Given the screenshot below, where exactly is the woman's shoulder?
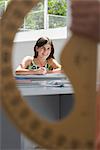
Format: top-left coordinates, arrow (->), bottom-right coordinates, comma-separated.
23,56 -> 33,61
47,58 -> 58,63
21,56 -> 33,63
47,58 -> 61,68
20,56 -> 33,66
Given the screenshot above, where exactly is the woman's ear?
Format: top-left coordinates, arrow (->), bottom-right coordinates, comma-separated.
35,46 -> 38,51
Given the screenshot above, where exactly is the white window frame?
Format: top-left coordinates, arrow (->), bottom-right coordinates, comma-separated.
1,0 -> 68,42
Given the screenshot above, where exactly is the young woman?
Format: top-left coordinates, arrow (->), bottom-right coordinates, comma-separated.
15,37 -> 62,75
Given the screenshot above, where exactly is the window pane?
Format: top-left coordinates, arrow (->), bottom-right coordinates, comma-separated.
25,11 -> 44,30
0,0 -> 67,31
20,0 -> 44,31
49,14 -> 67,28
48,0 -> 67,28
0,0 -> 5,18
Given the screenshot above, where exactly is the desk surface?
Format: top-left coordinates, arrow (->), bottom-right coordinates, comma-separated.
17,84 -> 73,96
16,73 -> 74,96
15,73 -> 66,78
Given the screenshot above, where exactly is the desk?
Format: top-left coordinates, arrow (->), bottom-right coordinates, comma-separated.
1,74 -> 74,150
16,73 -> 73,95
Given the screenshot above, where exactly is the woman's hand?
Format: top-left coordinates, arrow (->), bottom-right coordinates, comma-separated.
47,68 -> 63,74
35,67 -> 47,75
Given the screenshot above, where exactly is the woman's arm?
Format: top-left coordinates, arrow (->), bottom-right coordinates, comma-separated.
15,56 -> 47,75
15,56 -> 33,75
16,66 -> 39,75
47,69 -> 63,74
47,58 -> 63,74
16,67 -> 47,75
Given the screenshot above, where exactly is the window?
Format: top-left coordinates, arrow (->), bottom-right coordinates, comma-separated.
0,0 -> 67,31
0,0 -> 5,19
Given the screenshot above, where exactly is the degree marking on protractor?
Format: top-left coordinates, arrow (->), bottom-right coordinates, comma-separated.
74,53 -> 89,67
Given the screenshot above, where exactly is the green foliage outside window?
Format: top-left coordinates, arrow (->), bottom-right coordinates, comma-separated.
32,0 -> 44,11
48,0 -> 67,28
25,11 -> 44,30
24,0 -> 44,30
0,0 -> 5,17
25,0 -> 67,29
48,0 -> 67,16
0,0 -> 67,30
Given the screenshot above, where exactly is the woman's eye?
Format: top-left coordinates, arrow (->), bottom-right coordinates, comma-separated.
47,48 -> 50,50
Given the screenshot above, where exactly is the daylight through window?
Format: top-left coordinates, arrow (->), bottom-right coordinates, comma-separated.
0,0 -> 67,31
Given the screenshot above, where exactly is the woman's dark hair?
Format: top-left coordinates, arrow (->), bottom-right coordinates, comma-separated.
34,37 -> 55,59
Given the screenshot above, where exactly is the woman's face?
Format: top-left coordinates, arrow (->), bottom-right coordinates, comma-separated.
37,43 -> 51,59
